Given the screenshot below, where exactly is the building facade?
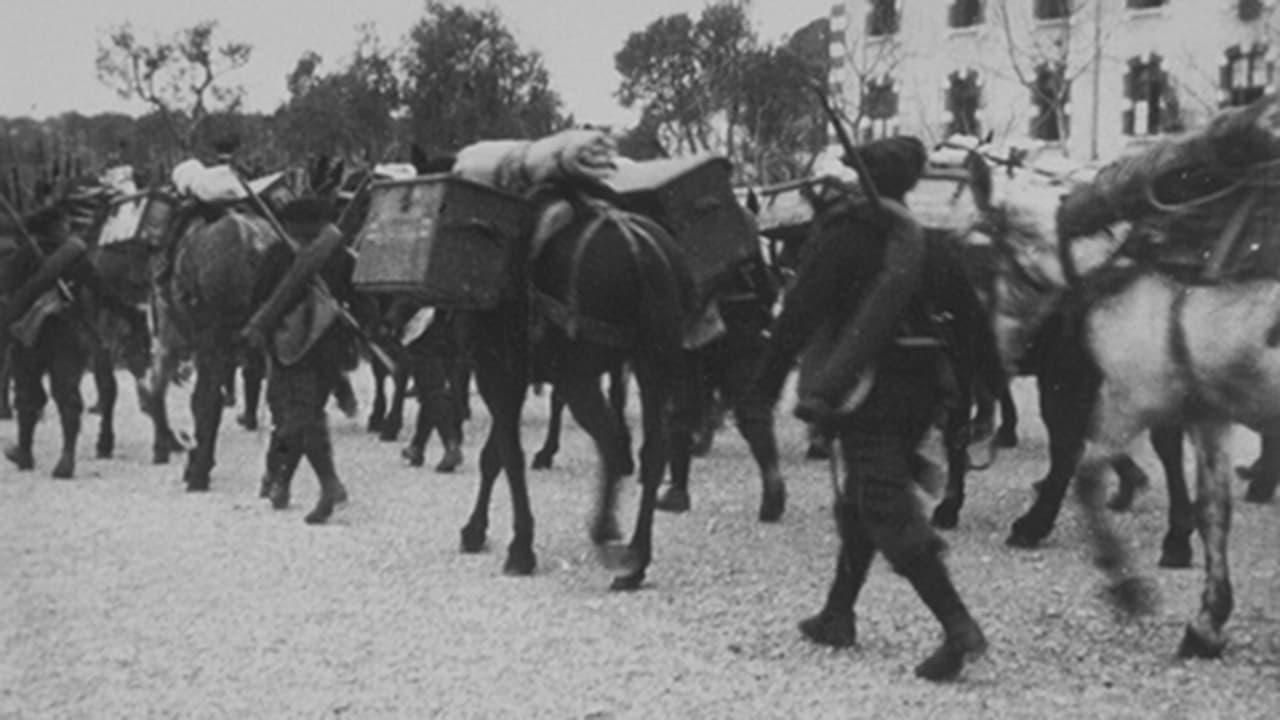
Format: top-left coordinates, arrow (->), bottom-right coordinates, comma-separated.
828,0 -> 1279,161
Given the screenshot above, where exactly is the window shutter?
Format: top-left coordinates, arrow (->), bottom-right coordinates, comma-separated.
1240,0 -> 1263,22
1122,108 -> 1135,135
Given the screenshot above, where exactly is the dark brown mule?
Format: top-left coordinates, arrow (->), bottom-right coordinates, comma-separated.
963,153 -> 1198,567
460,186 -> 694,590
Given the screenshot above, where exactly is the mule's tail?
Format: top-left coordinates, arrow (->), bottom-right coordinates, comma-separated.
624,214 -> 695,385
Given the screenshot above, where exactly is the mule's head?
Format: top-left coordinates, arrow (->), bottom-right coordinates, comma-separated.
963,152 -> 1073,373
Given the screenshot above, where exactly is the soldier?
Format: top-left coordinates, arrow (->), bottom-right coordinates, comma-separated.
243,199 -> 352,525
746,136 -> 987,681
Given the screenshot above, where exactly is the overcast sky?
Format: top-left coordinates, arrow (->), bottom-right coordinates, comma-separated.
0,0 -> 833,126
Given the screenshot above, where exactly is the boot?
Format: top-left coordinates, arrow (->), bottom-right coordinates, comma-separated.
5,410 -> 38,470
901,553 -> 988,681
302,427 -> 344,524
799,514 -> 875,648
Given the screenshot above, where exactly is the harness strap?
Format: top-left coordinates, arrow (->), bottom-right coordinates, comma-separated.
1202,185 -> 1262,281
1167,284 -> 1198,411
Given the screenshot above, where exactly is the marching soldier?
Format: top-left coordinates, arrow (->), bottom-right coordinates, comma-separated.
746,136 -> 987,681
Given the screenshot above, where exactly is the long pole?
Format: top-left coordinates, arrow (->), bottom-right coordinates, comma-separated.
232,174 -> 398,375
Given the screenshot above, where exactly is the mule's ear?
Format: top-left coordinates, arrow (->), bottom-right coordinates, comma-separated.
745,188 -> 760,215
964,151 -> 994,212
410,144 -> 431,175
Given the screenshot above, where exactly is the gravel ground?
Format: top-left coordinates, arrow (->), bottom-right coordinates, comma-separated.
3,369 -> 1279,719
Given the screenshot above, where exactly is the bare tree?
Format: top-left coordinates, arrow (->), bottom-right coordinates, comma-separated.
991,0 -> 1114,153
96,20 -> 252,151
828,4 -> 909,141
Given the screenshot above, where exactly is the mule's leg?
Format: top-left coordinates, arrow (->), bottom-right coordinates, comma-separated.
1151,426 -> 1194,569
1008,348 -> 1099,548
1107,454 -> 1150,512
1178,423 -> 1235,658
48,325 -> 88,479
606,361 -> 668,591
560,376 -> 628,547
460,426 -> 501,553
221,361 -> 237,408
140,347 -> 184,464
1240,431 -> 1279,503
378,364 -> 408,442
657,352 -> 701,514
367,360 -> 387,434
92,349 -> 117,459
932,405 -> 969,530
994,386 -> 1019,448
0,346 -> 12,420
609,364 -> 635,476
531,388 -> 565,470
237,350 -> 264,431
183,345 -> 230,491
1072,388 -> 1159,618
723,335 -> 786,522
4,345 -> 44,471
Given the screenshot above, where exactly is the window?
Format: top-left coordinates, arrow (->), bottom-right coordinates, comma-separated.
867,0 -> 900,36
860,77 -> 900,140
1123,54 -> 1181,136
946,70 -> 983,136
1126,0 -> 1166,8
1221,44 -> 1272,107
1240,0 -> 1264,21
949,0 -> 984,28
1034,0 -> 1071,20
1030,62 -> 1069,141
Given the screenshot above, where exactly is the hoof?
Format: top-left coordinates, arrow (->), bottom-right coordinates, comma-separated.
460,524 -> 487,553
304,498 -> 335,524
378,427 -> 401,443
610,569 -> 646,591
590,515 -> 623,545
1006,516 -> 1048,549
435,447 -> 462,473
1177,622 -> 1227,659
1244,480 -> 1276,504
95,441 -> 113,459
184,469 -> 210,493
502,543 -> 537,576
931,499 -> 961,530
366,416 -> 382,434
1104,577 -> 1159,617
336,393 -> 358,419
530,451 -> 554,470
51,458 -> 75,480
258,474 -> 272,499
798,610 -> 857,648
758,486 -> 786,523
236,413 -> 258,431
1158,535 -> 1193,569
401,445 -> 425,467
994,427 -> 1019,448
915,622 -> 988,682
655,486 -> 691,514
805,442 -> 831,461
5,445 -> 34,470
152,448 -> 171,465
270,484 -> 290,510
1106,490 -> 1137,513
690,431 -> 713,458
619,454 -> 636,478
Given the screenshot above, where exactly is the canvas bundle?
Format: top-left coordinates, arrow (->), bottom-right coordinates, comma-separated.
1057,95 -> 1280,276
452,129 -> 619,195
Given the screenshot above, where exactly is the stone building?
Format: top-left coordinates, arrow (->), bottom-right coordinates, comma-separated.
828,0 -> 1279,160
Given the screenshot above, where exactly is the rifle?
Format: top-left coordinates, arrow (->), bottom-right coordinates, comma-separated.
233,173 -> 399,376
0,192 -> 107,349
810,82 -> 883,215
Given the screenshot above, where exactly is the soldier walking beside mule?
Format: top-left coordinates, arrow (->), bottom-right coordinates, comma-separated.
242,200 -> 353,525
746,136 -> 987,681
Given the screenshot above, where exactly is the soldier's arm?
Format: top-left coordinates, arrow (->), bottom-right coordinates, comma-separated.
825,199 -> 925,380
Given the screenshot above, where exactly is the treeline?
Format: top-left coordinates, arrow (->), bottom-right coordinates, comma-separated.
0,0 -> 828,197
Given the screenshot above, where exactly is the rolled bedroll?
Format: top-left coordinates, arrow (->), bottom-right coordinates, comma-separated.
242,223 -> 345,342
0,235 -> 88,331
1056,94 -> 1280,241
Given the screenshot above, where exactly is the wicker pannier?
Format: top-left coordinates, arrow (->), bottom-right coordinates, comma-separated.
352,175 -> 533,308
